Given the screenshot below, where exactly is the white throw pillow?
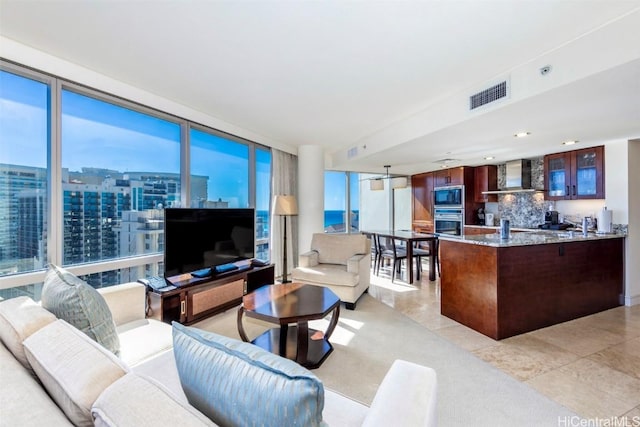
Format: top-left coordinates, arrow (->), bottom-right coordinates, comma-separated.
23,320 -> 129,427
0,296 -> 56,372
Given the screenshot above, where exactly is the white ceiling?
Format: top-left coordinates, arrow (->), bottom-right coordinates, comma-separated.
1,1 -> 640,175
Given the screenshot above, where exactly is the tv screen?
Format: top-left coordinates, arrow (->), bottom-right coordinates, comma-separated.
164,208 -> 255,277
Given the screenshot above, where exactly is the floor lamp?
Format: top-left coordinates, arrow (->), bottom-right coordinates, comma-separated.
273,195 -> 298,283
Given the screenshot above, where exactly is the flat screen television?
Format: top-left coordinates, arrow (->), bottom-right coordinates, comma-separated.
164,208 -> 255,278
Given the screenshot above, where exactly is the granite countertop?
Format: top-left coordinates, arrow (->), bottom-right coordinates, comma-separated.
441,229 -> 625,247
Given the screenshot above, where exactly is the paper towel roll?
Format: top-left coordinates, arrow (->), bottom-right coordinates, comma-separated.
597,208 -> 612,233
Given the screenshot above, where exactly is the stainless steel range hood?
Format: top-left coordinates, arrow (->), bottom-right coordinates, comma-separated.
482,159 -> 541,194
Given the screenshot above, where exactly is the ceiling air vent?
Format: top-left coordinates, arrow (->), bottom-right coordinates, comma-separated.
469,81 -> 507,110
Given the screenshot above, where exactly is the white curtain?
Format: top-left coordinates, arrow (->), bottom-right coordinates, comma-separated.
270,149 -> 298,281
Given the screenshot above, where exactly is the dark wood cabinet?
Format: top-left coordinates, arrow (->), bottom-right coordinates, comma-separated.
411,172 -> 434,232
435,167 -> 464,186
148,262 -> 275,325
544,146 -> 604,200
413,167 -> 477,227
474,165 -> 498,202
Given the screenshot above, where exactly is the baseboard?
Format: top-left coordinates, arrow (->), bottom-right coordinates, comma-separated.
622,293 -> 640,306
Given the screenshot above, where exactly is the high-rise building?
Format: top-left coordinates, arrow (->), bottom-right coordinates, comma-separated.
0,163 -> 47,275
1,163 -> 221,289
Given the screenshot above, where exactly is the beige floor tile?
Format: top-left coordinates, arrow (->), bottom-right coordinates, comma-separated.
526,358 -> 640,419
529,321 -> 625,357
572,307 -> 640,339
588,337 -> 640,380
472,335 -> 579,381
623,405 -> 640,420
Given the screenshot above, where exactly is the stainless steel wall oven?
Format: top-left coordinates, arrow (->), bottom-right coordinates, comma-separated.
434,208 -> 463,237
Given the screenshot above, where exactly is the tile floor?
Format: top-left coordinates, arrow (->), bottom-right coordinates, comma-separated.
368,266 -> 640,421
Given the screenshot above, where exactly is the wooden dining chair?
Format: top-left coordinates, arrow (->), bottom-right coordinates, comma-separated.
376,235 -> 408,283
412,238 -> 440,278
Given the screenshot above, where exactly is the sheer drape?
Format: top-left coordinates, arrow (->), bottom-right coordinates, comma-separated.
270,149 -> 298,281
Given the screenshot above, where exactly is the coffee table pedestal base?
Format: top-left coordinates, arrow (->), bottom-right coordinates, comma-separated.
252,326 -> 333,369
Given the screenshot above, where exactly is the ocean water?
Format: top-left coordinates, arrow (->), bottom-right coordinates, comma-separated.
325,210 -> 359,228
259,209 -> 359,230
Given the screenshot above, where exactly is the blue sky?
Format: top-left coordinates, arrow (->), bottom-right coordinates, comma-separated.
325,171 -> 359,211
1,69 -> 353,212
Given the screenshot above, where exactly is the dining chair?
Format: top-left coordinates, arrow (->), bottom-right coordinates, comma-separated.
362,232 -> 379,273
412,238 -> 440,278
376,235 -> 407,283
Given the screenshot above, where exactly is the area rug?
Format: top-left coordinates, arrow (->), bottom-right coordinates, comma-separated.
193,294 -> 578,426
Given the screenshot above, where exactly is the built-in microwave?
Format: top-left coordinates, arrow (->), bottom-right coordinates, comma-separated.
434,208 -> 464,238
434,185 -> 464,208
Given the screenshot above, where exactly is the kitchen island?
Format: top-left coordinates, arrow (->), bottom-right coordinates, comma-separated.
440,230 -> 625,339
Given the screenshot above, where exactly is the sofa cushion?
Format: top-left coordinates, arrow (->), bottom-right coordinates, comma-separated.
23,319 -> 129,427
92,373 -> 215,427
293,264 -> 359,287
0,296 -> 56,372
116,318 -> 173,367
172,322 -> 326,427
311,233 -> 368,265
41,264 -> 120,354
0,342 -> 73,426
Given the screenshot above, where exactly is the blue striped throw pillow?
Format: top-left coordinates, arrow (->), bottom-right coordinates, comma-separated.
172,322 -> 326,427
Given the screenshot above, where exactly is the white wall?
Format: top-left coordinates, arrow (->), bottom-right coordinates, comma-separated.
601,138 -> 640,306
359,174 -> 391,231
393,187 -> 412,230
625,139 -> 640,305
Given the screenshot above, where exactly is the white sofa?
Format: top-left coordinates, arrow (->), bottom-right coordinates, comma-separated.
292,233 -> 371,310
0,282 -> 437,426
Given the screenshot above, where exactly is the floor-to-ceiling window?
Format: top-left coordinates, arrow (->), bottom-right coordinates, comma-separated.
0,70 -> 49,282
0,60 -> 272,297
255,147 -> 271,260
189,128 -> 249,209
61,89 -> 181,286
324,171 -> 359,233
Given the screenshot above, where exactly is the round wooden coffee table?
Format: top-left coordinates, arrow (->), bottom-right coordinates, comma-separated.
237,283 -> 340,369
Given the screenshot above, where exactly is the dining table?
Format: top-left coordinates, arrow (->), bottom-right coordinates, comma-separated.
362,230 -> 439,283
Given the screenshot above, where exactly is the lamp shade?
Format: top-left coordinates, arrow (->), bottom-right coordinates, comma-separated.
370,179 -> 384,191
391,177 -> 408,189
273,195 -> 298,216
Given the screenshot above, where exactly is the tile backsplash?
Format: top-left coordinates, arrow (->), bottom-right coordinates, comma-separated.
494,157 -> 547,228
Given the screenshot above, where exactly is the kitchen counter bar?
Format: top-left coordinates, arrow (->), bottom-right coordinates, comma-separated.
440,233 -> 625,339
452,229 -> 624,247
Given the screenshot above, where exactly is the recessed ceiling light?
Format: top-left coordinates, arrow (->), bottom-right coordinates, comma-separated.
562,140 -> 579,145
441,165 -> 447,169
514,132 -> 531,138
484,156 -> 495,160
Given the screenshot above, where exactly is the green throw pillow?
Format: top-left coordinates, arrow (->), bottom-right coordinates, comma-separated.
41,264 -> 120,355
172,322 -> 326,427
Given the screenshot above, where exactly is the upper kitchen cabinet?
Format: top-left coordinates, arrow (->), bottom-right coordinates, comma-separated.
411,172 -> 435,232
474,165 -> 498,203
435,166 -> 467,187
544,146 -> 605,200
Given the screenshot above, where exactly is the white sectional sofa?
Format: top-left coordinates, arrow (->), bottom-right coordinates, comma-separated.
0,281 -> 438,427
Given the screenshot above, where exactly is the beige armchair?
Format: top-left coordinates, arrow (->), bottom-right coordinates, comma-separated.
291,233 -> 370,310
